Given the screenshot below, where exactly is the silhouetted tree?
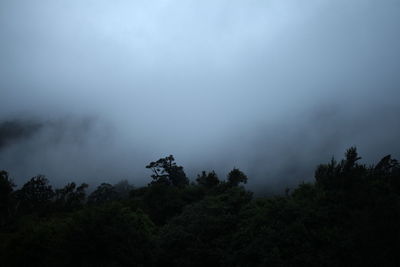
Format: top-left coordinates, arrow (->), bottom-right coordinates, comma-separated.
342,146 -> 362,172
16,175 -> 54,214
88,183 -> 118,204
146,155 -> 189,187
227,168 -> 248,187
315,147 -> 366,194
54,182 -> 88,211
196,170 -> 220,189
374,154 -> 399,175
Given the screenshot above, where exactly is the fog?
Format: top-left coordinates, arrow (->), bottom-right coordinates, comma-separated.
1,0 -> 400,191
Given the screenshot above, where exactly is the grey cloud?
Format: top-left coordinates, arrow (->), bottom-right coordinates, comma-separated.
0,0 -> 399,191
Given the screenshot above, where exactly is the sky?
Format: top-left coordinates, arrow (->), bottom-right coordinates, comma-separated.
1,0 -> 400,192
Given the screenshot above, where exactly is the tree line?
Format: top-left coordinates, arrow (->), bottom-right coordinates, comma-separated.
1,148 -> 400,266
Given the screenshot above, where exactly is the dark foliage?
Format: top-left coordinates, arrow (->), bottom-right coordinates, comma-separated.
196,170 -> 220,189
1,149 -> 400,266
146,155 -> 189,187
0,171 -> 15,226
227,168 -> 248,187
15,175 -> 54,215
54,182 -> 88,212
88,183 -> 118,205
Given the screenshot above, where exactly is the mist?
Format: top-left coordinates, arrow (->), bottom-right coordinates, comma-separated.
1,0 -> 400,190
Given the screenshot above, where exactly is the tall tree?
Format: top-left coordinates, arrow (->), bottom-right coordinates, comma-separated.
196,171 -> 220,189
16,175 -> 54,214
146,155 -> 189,187
227,168 -> 248,187
54,182 -> 88,211
88,183 -> 118,204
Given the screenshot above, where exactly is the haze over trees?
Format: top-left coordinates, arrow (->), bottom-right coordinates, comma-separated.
1,147 -> 400,266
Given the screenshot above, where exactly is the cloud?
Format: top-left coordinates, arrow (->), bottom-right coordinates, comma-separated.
0,0 -> 399,191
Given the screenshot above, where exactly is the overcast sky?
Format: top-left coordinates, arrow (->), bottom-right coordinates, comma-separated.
1,0 -> 400,191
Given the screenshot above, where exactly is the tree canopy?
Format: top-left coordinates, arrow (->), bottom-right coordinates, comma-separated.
1,148 -> 400,266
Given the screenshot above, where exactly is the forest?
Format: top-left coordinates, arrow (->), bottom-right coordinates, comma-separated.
1,147 -> 400,266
